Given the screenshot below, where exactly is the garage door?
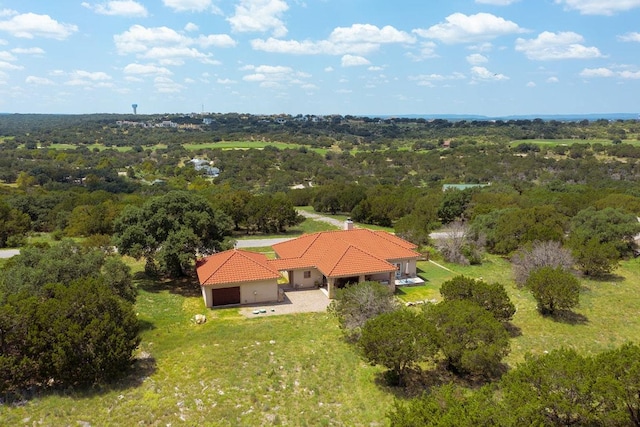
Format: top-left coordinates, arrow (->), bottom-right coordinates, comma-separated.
212,287 -> 241,306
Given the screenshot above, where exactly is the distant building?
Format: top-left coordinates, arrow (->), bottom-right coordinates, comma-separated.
442,183 -> 490,192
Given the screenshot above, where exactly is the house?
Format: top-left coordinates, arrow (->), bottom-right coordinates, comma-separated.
196,250 -> 282,307
196,220 -> 423,307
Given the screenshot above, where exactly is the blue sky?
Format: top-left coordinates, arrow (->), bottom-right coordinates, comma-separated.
0,0 -> 639,116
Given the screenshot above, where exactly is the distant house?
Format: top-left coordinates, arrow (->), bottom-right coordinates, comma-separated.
190,158 -> 220,177
442,183 -> 490,192
196,221 -> 423,307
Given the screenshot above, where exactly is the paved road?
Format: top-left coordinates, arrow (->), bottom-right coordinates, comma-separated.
296,209 -> 346,228
0,249 -> 20,259
235,237 -> 294,248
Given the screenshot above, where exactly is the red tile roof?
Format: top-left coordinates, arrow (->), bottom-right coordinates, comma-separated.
270,229 -> 419,278
196,250 -> 280,286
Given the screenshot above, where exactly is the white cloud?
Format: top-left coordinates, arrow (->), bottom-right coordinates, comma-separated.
324,66 -> 334,72
0,13 -> 78,40
618,32 -> 640,42
619,70 -> 640,79
241,63 -> 313,88
185,22 -> 199,32
413,13 -> 525,44
341,54 -> 370,67
114,24 -> 234,65
0,51 -> 15,61
580,67 -> 615,77
330,24 -> 415,45
368,65 -> 384,71
11,47 -> 44,55
0,60 -> 22,70
515,31 -> 603,60
163,0 -> 213,12
477,0 -> 518,3
251,23 -> 413,56
471,66 -> 509,80
217,78 -> 236,84
579,67 -> 640,79
82,1 -> 148,17
228,0 -> 289,37
197,34 -> 236,48
467,53 -> 488,65
123,63 -> 173,75
154,76 -> 184,93
410,72 -> 466,86
555,0 -> 640,15
526,81 -> 536,87
25,76 -> 54,85
71,70 -> 112,81
546,76 -> 560,83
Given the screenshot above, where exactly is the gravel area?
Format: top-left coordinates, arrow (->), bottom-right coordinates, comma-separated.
240,288 -> 330,318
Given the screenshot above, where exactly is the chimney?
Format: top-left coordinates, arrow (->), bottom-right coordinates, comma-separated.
344,218 -> 354,230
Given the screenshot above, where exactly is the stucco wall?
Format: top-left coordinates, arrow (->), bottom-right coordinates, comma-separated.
201,279 -> 279,307
289,268 -> 323,289
240,279 -> 279,305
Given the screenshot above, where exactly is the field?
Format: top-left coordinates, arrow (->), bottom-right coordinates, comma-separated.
2,251 -> 639,425
37,140 -> 332,155
510,138 -> 640,147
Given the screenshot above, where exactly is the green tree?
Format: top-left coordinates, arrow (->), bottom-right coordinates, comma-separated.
0,200 -> 31,248
0,278 -> 139,393
328,281 -> 397,341
440,275 -> 515,322
526,266 -> 580,315
499,349 -> 604,426
101,257 -> 137,303
424,300 -> 510,377
569,206 -> 640,259
571,237 -> 619,276
359,309 -> 437,386
0,240 -> 106,299
438,188 -> 475,224
112,191 -> 233,277
387,383 -> 495,427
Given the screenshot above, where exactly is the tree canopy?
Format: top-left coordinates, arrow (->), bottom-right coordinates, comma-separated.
112,190 -> 233,277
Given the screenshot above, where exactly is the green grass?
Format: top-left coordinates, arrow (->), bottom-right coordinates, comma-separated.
184,141 -> 330,155
510,139 -> 640,147
397,255 -> 640,366
2,251 -> 639,425
1,276 -> 392,426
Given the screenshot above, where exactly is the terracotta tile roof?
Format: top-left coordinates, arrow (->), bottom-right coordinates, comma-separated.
196,250 -> 280,286
270,229 -> 419,278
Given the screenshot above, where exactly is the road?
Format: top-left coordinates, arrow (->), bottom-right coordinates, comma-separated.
0,249 -> 20,259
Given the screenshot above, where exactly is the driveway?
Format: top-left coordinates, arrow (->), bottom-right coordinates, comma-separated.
240,288 -> 330,318
235,237 -> 294,248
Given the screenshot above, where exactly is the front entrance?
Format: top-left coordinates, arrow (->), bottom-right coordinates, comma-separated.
212,286 -> 241,306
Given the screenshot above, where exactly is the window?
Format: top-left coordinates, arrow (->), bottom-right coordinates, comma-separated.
303,271 -> 311,279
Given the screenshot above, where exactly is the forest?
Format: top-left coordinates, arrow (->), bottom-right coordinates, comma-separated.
1,113 -> 640,425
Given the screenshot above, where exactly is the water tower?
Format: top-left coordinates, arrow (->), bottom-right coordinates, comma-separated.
132,103 -> 138,114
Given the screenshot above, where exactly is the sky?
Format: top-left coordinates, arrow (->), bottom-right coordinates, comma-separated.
0,0 -> 639,116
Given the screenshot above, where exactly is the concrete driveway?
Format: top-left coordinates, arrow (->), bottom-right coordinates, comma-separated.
240,288 -> 330,318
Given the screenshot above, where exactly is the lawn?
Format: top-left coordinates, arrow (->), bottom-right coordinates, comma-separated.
510,138 -> 640,147
183,141 -> 331,155
234,216 -> 339,241
396,255 -> 640,365
2,251 -> 639,425
1,275 -> 392,426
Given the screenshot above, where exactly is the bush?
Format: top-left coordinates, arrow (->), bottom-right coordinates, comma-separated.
526,266 -> 580,315
440,275 -> 515,322
328,281 -> 397,341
